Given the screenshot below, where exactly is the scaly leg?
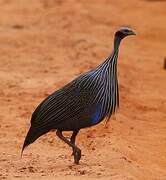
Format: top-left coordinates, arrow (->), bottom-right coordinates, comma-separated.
71,130 -> 79,156
56,130 -> 81,164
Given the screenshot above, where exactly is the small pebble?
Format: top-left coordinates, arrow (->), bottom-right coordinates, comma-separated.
164,58 -> 166,69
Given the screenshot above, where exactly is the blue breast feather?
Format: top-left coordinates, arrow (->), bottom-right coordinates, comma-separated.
91,106 -> 101,124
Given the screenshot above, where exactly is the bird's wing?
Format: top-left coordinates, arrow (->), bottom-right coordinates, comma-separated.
30,77 -> 96,129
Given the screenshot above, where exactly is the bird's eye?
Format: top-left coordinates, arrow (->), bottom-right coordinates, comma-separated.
124,29 -> 130,33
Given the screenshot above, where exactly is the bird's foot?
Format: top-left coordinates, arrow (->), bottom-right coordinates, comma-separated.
73,148 -> 81,164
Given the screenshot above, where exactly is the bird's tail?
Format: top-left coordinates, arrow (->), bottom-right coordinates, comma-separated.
21,125 -> 51,157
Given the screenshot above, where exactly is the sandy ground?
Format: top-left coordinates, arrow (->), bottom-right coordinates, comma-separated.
0,0 -> 166,179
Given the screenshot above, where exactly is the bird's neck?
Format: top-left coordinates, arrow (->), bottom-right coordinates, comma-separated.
94,36 -> 122,72
113,35 -> 122,53
106,36 -> 122,65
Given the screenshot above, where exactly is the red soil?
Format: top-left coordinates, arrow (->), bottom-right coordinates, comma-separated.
0,0 -> 166,179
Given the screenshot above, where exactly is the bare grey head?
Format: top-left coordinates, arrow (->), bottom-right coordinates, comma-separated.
114,27 -> 136,49
115,26 -> 136,39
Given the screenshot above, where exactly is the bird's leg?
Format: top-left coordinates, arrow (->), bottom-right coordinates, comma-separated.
70,130 -> 79,156
56,130 -> 81,164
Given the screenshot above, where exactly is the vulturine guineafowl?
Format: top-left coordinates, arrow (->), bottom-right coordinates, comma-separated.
22,27 -> 136,164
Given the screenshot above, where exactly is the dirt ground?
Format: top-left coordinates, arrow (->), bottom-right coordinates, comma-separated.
0,0 -> 166,179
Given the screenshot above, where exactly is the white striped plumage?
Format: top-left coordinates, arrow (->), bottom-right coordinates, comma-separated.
77,50 -> 119,124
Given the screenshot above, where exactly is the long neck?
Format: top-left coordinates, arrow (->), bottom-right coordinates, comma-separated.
106,35 -> 122,65
113,35 -> 122,53
92,35 -> 122,73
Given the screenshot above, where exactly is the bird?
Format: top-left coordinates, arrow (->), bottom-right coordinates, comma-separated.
22,27 -> 136,164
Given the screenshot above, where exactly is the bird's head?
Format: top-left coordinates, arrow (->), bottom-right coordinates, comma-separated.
115,27 -> 136,39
